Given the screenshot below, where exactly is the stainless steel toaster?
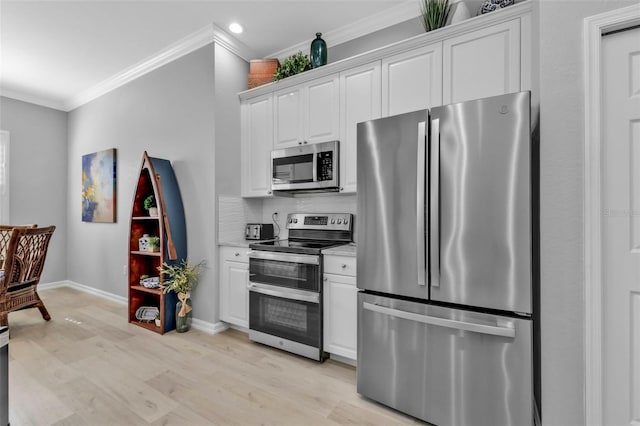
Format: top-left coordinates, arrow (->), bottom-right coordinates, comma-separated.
245,223 -> 274,240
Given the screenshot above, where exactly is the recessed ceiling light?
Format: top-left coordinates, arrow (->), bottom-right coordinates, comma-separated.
229,23 -> 243,34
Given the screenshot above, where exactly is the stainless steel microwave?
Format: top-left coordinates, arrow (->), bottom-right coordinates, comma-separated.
271,141 -> 339,194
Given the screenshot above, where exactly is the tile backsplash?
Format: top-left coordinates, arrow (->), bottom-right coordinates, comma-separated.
217,194 -> 357,243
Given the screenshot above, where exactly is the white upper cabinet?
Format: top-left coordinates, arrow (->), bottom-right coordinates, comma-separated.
274,74 -> 339,148
241,93 -> 273,197
339,62 -> 381,193
382,43 -> 443,117
442,19 -> 521,104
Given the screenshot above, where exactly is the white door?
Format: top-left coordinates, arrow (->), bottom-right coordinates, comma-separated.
601,26 -> 640,426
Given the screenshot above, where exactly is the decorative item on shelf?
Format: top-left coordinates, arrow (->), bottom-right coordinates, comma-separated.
248,58 -> 280,89
143,195 -> 157,217
447,0 -> 471,24
158,259 -> 205,333
135,306 -> 159,322
140,275 -> 160,289
419,0 -> 451,32
478,0 -> 514,15
273,52 -> 311,81
310,32 -> 327,69
154,311 -> 161,327
138,234 -> 151,252
148,236 -> 160,253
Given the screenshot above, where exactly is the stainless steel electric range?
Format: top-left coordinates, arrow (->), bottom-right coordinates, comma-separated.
247,213 -> 353,361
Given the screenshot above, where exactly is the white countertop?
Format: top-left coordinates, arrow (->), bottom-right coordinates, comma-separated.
322,243 -> 357,257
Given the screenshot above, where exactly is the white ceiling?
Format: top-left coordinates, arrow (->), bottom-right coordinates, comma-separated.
0,0 -> 418,111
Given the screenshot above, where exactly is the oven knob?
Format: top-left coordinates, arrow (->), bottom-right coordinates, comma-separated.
288,218 -> 293,223
344,219 -> 349,225
331,219 -> 335,224
337,219 -> 342,224
293,218 -> 298,223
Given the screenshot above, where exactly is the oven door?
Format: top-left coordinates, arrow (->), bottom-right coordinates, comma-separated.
248,251 -> 321,292
248,283 -> 323,359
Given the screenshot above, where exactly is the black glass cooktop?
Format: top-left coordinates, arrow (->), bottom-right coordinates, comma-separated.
249,239 -> 346,255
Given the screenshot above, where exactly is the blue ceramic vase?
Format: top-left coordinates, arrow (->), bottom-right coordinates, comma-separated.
310,33 -> 327,68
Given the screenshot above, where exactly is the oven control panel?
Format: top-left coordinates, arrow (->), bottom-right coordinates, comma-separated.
286,213 -> 353,231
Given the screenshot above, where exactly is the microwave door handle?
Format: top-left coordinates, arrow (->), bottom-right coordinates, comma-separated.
430,118 -> 440,288
417,121 -> 427,287
362,302 -> 516,338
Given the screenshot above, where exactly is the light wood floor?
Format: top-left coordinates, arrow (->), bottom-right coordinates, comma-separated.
7,287 -> 421,425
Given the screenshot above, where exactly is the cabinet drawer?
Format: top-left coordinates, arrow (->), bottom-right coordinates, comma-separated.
220,246 -> 250,263
324,255 -> 356,276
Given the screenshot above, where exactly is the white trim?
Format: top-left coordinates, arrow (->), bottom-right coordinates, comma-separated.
0,89 -> 67,111
268,0 -> 419,60
584,4 -> 640,426
65,24 -> 256,111
39,280 -> 226,335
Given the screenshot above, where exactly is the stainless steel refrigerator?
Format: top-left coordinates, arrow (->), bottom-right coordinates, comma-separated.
356,91 -> 537,426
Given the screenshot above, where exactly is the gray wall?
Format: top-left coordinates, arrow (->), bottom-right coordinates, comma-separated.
215,45 -> 249,196
0,97 -> 68,283
537,1 -> 636,425
67,43 -> 224,323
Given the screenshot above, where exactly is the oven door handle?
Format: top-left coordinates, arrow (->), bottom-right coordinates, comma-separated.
248,282 -> 320,304
247,251 -> 320,265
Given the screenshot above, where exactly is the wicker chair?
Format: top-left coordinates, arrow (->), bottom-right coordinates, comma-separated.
0,226 -> 55,327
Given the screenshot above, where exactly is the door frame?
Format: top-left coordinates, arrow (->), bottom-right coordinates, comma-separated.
583,5 -> 640,425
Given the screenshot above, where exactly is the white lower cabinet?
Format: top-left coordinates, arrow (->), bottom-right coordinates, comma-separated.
323,255 -> 357,361
219,246 -> 250,328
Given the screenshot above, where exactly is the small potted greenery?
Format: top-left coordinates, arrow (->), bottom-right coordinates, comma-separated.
273,51 -> 311,81
143,195 -> 158,216
420,0 -> 451,32
148,236 -> 161,253
154,311 -> 161,328
158,259 -> 205,333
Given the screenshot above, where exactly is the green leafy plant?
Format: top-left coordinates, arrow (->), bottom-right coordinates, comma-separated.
158,259 -> 204,295
143,194 -> 156,210
148,236 -> 160,247
273,52 -> 311,81
420,0 -> 451,32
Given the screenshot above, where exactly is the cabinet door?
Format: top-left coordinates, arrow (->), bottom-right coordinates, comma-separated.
382,43 -> 443,117
274,87 -> 303,148
324,272 -> 358,360
305,75 -> 340,143
339,62 -> 382,193
219,249 -> 249,328
442,19 -> 521,104
241,94 -> 273,197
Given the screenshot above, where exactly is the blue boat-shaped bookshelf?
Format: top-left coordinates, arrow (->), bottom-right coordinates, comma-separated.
128,151 -> 187,334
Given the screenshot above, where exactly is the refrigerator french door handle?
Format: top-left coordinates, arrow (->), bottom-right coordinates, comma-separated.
417,121 -> 427,287
430,118 -> 440,288
362,302 -> 516,338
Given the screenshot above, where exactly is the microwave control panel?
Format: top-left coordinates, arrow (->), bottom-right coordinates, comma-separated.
317,152 -> 333,181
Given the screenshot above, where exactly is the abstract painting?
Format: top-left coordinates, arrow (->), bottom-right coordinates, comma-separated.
82,148 -> 116,222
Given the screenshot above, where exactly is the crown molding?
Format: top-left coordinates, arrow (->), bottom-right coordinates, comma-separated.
268,0 -> 419,60
65,24 -> 257,111
0,88 -> 66,111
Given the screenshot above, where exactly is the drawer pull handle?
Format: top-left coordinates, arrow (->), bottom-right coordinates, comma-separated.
341,264 -> 347,268
235,252 -> 240,257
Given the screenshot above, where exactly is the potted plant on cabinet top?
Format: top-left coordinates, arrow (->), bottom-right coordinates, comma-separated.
158,259 -> 204,333
273,51 -> 311,81
144,195 -> 158,216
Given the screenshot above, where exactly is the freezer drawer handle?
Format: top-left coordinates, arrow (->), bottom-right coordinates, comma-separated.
363,302 -> 516,338
247,251 -> 320,265
248,282 -> 320,304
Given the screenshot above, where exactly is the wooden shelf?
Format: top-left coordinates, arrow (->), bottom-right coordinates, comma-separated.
130,285 -> 162,295
128,151 -> 187,335
130,250 -> 161,257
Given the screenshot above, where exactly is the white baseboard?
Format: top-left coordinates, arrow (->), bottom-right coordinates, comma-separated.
38,280 -> 226,335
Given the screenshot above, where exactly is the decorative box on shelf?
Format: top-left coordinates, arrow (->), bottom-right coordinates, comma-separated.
248,59 -> 279,89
